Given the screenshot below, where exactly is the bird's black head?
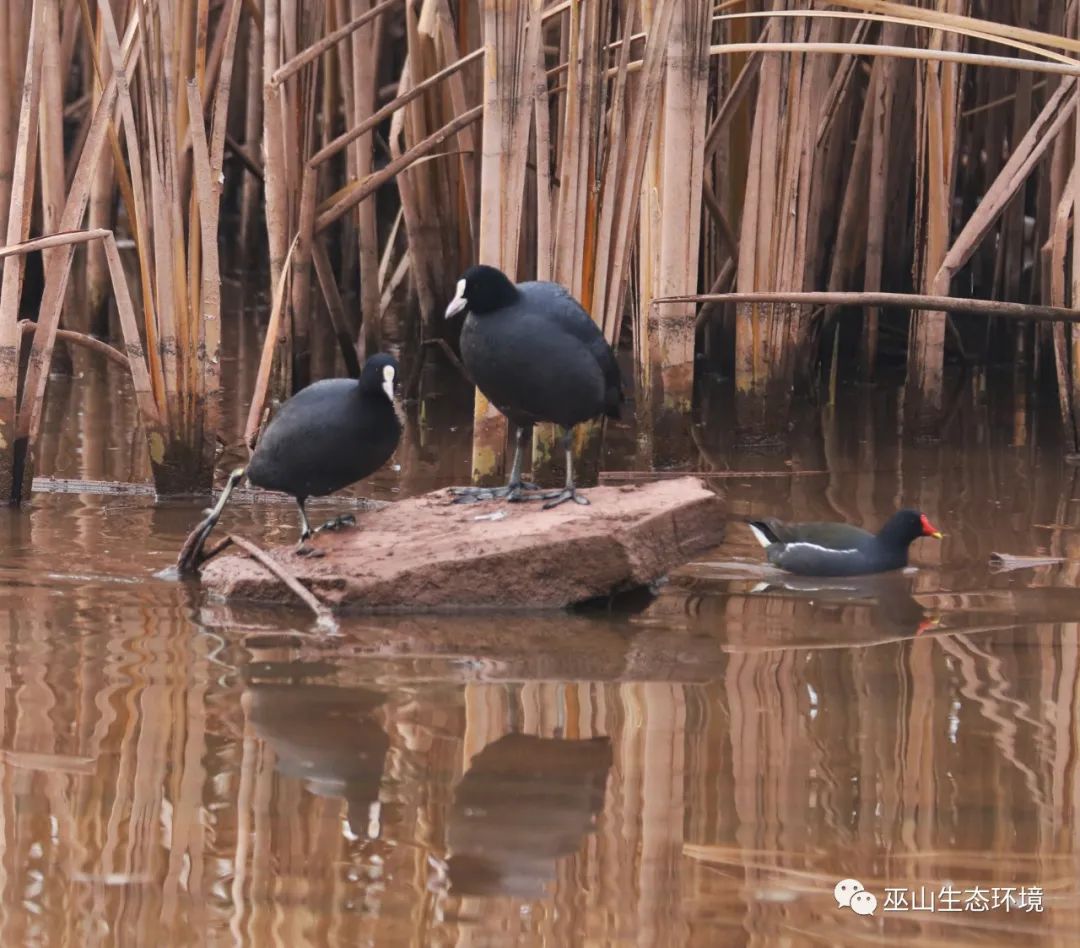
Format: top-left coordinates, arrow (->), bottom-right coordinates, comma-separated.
444,264 -> 519,318
359,352 -> 399,403
878,508 -> 943,547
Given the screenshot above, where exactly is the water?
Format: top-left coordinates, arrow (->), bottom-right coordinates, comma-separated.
0,346 -> 1078,944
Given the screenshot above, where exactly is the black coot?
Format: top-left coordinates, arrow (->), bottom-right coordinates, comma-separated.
444,264 -> 622,508
246,353 -> 401,543
747,509 -> 942,577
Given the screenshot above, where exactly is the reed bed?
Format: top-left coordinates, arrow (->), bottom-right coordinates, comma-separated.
2,1 -> 1080,495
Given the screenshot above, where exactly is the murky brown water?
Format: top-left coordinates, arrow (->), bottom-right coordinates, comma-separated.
1,334 -> 1079,944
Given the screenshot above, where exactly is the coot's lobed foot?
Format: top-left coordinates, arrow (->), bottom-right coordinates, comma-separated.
317,514 -> 356,533
541,488 -> 590,510
506,484 -> 546,503
451,482 -> 548,504
448,486 -> 497,504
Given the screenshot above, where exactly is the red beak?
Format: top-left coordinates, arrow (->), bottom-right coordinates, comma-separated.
920,514 -> 943,539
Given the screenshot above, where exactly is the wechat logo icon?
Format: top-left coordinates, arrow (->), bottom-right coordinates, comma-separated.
835,879 -> 877,916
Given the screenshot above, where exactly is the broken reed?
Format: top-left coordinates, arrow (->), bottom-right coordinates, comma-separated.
4,1 -> 1080,498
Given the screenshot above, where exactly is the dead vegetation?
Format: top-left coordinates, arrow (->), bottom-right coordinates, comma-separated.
2,1 -> 1080,497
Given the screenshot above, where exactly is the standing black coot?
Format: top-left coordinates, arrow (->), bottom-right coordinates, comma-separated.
444,264 -> 622,508
246,353 -> 401,544
747,509 -> 942,577
177,353 -> 401,570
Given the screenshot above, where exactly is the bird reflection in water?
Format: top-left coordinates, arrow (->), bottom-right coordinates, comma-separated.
246,674 -> 388,837
447,733 -> 613,898
751,571 -> 939,637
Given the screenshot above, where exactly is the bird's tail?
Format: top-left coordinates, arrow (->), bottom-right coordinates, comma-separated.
604,385 -> 624,421
177,466 -> 247,574
746,520 -> 779,548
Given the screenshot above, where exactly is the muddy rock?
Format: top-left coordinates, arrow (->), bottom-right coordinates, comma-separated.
200,476 -> 725,612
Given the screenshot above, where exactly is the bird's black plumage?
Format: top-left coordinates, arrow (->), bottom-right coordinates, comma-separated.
247,353 -> 401,539
176,354 -> 401,565
747,508 -> 942,577
454,268 -> 621,428
445,265 -> 622,508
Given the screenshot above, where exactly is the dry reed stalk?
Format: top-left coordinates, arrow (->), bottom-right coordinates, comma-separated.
270,0 -> 400,88
711,42 -> 1080,79
239,14 -> 263,249
0,0 -> 44,497
861,22 -> 904,379
309,48 -> 481,169
720,8 -> 1080,67
262,0 -> 293,399
637,1 -> 709,464
997,9 -> 1037,312
1070,54 -> 1080,462
279,1 -> 326,389
470,0 -> 542,485
1048,2 -> 1080,451
315,106 -> 483,228
833,0 -> 1080,55
348,0 -> 383,360
100,232 -> 161,426
38,0 -> 65,317
905,0 -> 967,434
204,0 -> 243,415
312,240 -> 362,377
245,236 -> 299,448
659,291 -> 1080,324
0,1 -> 13,240
1048,143 -> 1075,448
86,0 -> 118,338
432,2 -> 479,250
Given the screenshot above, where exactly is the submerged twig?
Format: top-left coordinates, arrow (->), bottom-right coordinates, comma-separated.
176,467 -> 247,575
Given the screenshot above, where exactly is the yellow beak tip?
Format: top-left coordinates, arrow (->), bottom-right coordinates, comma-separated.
931,531 -> 943,540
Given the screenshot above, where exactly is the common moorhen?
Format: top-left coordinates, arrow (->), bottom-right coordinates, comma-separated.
444,264 -> 623,508
747,509 -> 942,577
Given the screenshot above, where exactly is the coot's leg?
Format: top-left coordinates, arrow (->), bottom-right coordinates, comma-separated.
450,424 -> 542,503
295,497 -> 314,546
505,424 -> 544,501
541,427 -> 590,509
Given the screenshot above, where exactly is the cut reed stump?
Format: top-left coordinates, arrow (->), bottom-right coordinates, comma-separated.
200,476 -> 724,612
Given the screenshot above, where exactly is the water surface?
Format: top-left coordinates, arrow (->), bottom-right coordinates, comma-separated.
0,350 -> 1077,945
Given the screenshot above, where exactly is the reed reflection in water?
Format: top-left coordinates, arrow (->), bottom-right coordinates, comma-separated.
0,360 -> 1075,943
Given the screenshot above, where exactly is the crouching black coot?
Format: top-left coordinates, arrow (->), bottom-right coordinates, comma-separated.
181,354 -> 401,564
445,265 -> 622,509
747,509 -> 943,577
